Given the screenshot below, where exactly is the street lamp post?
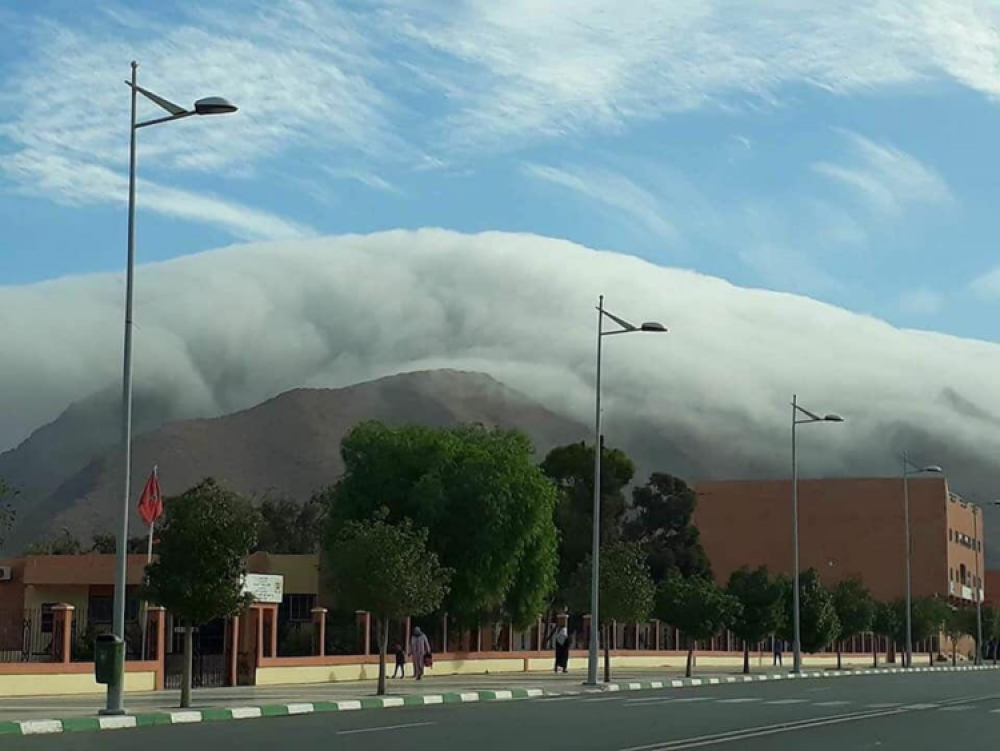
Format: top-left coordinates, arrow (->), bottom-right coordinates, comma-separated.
974,504 -> 984,665
587,296 -> 666,686
790,396 -> 843,674
106,62 -> 237,716
901,453 -> 942,670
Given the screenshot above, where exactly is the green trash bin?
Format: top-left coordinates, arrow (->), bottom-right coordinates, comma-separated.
95,634 -> 124,685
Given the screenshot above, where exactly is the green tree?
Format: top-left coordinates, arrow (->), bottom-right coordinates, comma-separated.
89,533 -> 150,554
256,495 -> 326,554
568,541 -> 655,682
144,479 -> 261,708
326,510 -> 451,696
982,606 -> 999,666
777,570 -> 841,654
872,600 -> 901,667
831,577 -> 874,670
727,566 -> 783,674
542,441 -> 634,596
944,606 -> 978,666
0,480 -> 17,549
331,422 -> 558,629
624,473 -> 711,580
24,529 -> 83,555
891,596 -> 950,667
659,572 -> 741,677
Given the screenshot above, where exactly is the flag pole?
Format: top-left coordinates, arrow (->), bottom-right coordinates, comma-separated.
140,466 -> 157,661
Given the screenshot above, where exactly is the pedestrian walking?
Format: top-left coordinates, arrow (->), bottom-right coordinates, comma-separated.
409,627 -> 432,680
392,642 -> 405,678
772,637 -> 783,666
554,626 -> 570,673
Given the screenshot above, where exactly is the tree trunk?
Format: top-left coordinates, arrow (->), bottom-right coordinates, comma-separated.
181,624 -> 194,709
686,643 -> 695,678
742,641 -> 750,675
376,617 -> 389,696
872,636 -> 878,668
603,624 -> 611,683
837,643 -> 842,671
951,641 -> 957,667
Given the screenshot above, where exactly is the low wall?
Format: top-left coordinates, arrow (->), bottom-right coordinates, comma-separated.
255,650 -> 888,687
0,662 -> 158,697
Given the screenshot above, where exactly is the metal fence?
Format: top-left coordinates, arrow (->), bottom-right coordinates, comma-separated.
0,608 -> 57,663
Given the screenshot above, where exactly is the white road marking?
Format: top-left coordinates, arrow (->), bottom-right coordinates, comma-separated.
671,697 -> 712,703
493,690 -> 514,700
423,695 -> 444,705
813,701 -> 852,707
336,700 -> 362,711
19,721 -> 63,735
866,703 -> 902,708
286,703 -> 314,714
717,698 -> 762,704
98,716 -> 137,730
169,712 -> 202,724
230,707 -> 262,719
766,699 -> 808,705
939,706 -> 975,712
337,721 -> 436,736
904,703 -> 940,710
583,697 -> 623,703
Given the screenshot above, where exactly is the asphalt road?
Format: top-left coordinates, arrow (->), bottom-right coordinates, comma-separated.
8,671 -> 1000,750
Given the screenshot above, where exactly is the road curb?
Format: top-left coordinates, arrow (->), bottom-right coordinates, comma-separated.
591,663 -> 999,694
2,664 -> 996,736
0,688 -> 545,736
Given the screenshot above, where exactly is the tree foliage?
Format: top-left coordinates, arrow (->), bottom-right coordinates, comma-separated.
567,541 -> 655,682
144,479 -> 260,625
830,576 -> 874,669
945,606 -> 978,664
0,480 -> 16,549
326,509 -> 451,695
143,479 -> 260,708
624,473 -> 710,580
889,596 -> 950,664
658,572 -> 741,677
777,569 -> 841,654
542,441 -> 634,595
726,566 -> 783,674
89,533 -> 151,555
330,422 -> 558,629
872,600 -> 901,643
256,495 -> 325,554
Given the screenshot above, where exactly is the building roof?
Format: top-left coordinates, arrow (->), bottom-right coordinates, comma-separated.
21,554 -> 149,586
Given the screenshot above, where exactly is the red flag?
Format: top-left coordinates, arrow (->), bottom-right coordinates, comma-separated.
137,469 -> 163,526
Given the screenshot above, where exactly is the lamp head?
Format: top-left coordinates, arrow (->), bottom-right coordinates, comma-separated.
640,322 -> 667,333
922,465 -> 943,474
823,413 -> 844,422
194,96 -> 238,115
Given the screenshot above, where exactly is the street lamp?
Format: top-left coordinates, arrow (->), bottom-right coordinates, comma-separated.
790,396 -> 843,674
587,296 -> 666,686
901,453 -> 942,669
106,62 -> 237,716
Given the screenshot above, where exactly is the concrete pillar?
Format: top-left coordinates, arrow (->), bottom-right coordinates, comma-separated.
313,608 -> 328,657
583,615 -> 592,649
651,620 -> 661,651
356,611 -> 370,656
634,623 -> 640,651
228,613 -> 240,688
148,607 -> 166,690
256,606 -> 265,662
507,623 -> 515,652
441,614 -> 448,653
536,618 -> 544,651
51,604 -> 74,664
269,605 -> 278,658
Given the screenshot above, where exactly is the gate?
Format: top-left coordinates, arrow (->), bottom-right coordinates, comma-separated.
164,619 -> 228,689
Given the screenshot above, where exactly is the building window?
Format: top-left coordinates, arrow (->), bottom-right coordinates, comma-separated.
949,568 -> 954,582
40,603 -> 56,634
279,594 -> 316,623
949,529 -> 953,542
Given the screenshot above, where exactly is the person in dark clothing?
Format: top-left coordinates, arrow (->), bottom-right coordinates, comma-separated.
392,642 -> 405,678
773,637 -> 784,666
554,627 -> 570,673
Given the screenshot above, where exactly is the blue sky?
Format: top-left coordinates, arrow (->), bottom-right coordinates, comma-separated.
3,0 -> 1000,340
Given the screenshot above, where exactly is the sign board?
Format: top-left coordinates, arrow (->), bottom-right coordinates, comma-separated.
241,573 -> 284,604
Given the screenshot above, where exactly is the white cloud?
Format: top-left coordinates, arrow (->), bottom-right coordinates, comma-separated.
522,162 -> 679,242
969,267 -> 1000,299
813,131 -> 952,217
394,0 -> 1000,150
898,287 -> 946,315
3,152 -> 312,241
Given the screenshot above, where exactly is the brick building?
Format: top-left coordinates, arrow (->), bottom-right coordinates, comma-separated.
694,477 -> 985,605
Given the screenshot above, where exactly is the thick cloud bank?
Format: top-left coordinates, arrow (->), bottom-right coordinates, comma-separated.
3,231 -> 1000,516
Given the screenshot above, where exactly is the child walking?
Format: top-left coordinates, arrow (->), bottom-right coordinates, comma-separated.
392,642 -> 405,678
